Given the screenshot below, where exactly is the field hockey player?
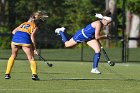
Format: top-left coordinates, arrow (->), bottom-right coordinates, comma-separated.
55,10 -> 112,74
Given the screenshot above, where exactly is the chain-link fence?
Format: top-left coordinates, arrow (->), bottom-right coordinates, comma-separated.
0,33 -> 140,62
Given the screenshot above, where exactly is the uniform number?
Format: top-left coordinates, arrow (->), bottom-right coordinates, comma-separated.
20,24 -> 30,29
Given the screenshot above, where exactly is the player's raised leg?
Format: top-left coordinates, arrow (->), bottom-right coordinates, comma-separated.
55,27 -> 67,42
55,27 -> 77,47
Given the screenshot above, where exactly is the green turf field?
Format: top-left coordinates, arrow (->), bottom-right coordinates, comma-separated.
0,60 -> 140,93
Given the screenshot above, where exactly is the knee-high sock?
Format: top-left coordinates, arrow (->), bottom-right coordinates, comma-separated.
93,53 -> 101,68
59,31 -> 67,43
5,57 -> 15,74
30,60 -> 37,75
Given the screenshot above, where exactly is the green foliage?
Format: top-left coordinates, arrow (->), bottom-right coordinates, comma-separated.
0,26 -> 11,49
1,0 -> 140,49
63,0 -> 95,34
127,0 -> 140,15
0,0 -> 117,49
0,37 -> 11,49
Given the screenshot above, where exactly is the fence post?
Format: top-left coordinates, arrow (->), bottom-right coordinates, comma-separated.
80,42 -> 84,61
38,42 -> 41,60
122,0 -> 126,62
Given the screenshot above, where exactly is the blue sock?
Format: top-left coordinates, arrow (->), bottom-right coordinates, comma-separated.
93,53 -> 101,68
59,31 -> 67,43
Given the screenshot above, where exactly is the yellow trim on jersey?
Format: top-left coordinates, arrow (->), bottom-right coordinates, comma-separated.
11,42 -> 31,47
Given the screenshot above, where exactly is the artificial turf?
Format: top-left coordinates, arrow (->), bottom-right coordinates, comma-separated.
0,60 -> 140,93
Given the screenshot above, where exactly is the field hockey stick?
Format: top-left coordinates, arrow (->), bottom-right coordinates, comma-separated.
37,54 -> 53,67
97,40 -> 115,66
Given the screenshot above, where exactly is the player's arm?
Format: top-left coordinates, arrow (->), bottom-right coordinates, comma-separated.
31,27 -> 38,54
12,27 -> 19,34
94,21 -> 108,40
12,23 -> 23,34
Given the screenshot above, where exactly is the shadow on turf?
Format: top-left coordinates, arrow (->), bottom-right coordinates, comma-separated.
44,72 -> 70,74
39,78 -> 140,82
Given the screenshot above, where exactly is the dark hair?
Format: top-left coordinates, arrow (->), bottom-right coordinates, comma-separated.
103,10 -> 112,17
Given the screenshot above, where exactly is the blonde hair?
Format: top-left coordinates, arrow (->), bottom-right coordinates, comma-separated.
30,11 -> 48,21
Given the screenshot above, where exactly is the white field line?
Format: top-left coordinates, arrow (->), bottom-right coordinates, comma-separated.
0,88 -> 117,92
65,88 -> 116,92
0,89 -> 31,90
114,63 -> 140,66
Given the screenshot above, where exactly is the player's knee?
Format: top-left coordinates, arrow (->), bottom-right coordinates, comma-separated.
64,41 -> 76,48
64,42 -> 70,48
95,49 -> 101,53
11,54 -> 17,58
27,56 -> 34,61
65,44 -> 69,48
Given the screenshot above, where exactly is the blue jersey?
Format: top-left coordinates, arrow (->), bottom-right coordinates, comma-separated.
72,23 -> 95,42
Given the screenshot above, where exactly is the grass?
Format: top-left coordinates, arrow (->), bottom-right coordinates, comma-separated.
0,48 -> 122,61
0,60 -> 140,93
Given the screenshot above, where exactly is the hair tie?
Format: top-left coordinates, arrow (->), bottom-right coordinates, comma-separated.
103,16 -> 112,21
95,13 -> 112,21
95,13 -> 103,19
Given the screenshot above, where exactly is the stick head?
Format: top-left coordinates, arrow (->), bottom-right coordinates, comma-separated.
109,61 -> 115,66
48,63 -> 53,67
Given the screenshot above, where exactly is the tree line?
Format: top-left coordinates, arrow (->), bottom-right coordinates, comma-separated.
0,0 -> 139,49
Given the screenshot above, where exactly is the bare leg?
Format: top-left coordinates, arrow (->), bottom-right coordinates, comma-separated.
64,38 -> 77,47
87,39 -> 101,74
55,29 -> 77,47
87,39 -> 100,53
22,46 -> 34,61
5,44 -> 20,75
11,44 -> 20,58
22,46 -> 37,75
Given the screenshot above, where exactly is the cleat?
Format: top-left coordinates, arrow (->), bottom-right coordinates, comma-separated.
91,68 -> 101,74
32,74 -> 40,81
55,27 -> 65,35
5,74 -> 11,79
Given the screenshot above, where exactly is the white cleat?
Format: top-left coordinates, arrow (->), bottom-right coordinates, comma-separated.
55,27 -> 66,35
91,68 -> 101,74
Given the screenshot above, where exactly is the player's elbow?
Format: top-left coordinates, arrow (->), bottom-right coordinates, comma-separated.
12,32 -> 15,34
12,30 -> 16,34
95,36 -> 100,40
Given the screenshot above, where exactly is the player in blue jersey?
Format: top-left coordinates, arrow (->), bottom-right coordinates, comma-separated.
55,10 -> 112,74
5,11 -> 48,80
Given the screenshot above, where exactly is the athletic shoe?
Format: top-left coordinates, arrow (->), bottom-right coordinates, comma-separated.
5,74 -> 11,79
32,74 -> 40,81
91,68 -> 101,74
55,27 -> 65,35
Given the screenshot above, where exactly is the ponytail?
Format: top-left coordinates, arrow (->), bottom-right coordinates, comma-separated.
30,11 -> 48,21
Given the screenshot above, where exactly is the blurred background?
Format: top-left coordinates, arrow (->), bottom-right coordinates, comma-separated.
0,0 -> 140,62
